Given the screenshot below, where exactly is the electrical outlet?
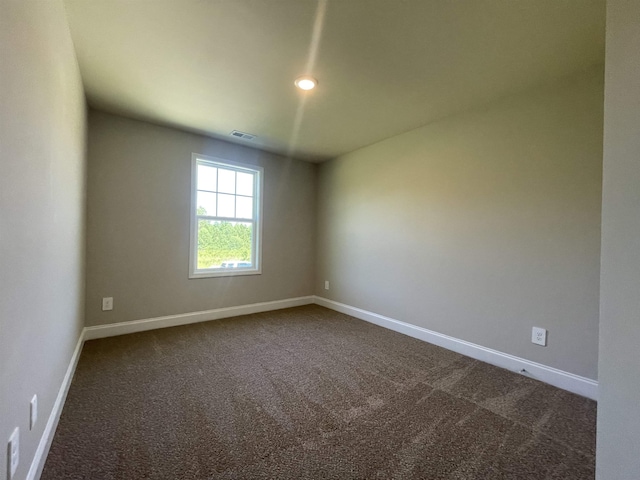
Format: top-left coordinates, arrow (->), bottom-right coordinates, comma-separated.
7,427 -> 19,480
30,395 -> 38,430
102,297 -> 113,311
324,280 -> 329,290
532,327 -> 547,346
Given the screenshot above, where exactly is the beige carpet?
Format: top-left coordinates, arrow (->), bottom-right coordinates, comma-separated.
42,305 -> 596,479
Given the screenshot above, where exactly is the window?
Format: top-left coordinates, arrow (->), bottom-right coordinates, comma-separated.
189,153 -> 263,278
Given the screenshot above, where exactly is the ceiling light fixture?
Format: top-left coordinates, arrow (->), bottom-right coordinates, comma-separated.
294,75 -> 318,91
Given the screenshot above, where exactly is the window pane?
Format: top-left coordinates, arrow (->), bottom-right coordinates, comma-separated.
236,172 -> 254,196
217,193 -> 235,217
197,220 -> 253,269
196,191 -> 217,216
197,164 -> 217,191
236,196 -> 253,219
218,168 -> 236,194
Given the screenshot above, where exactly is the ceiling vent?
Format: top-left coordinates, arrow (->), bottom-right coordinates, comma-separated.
230,130 -> 257,141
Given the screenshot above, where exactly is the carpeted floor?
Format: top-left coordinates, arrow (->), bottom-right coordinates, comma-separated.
42,305 -> 596,479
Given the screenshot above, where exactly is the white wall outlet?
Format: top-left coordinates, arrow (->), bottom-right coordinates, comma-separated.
102,297 -> 113,311
532,327 -> 547,346
7,427 -> 19,480
30,395 -> 38,430
324,280 -> 330,290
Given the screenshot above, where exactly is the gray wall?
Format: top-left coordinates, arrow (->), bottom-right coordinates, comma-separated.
317,68 -> 603,379
596,0 -> 640,477
0,2 -> 87,479
85,111 -> 316,326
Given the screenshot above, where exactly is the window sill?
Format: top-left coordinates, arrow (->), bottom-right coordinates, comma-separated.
189,269 -> 262,279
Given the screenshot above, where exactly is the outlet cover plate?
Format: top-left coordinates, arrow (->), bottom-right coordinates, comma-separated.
102,297 -> 113,311
30,395 -> 38,430
7,427 -> 19,479
532,327 -> 547,346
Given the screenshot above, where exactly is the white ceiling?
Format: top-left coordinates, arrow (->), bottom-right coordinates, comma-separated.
64,0 -> 605,162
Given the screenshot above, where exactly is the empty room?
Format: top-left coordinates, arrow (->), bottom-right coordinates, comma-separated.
1,0 -> 639,479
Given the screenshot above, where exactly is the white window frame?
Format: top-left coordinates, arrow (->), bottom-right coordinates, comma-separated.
189,153 -> 263,279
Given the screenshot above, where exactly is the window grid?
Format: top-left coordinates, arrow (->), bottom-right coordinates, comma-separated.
196,166 -> 254,220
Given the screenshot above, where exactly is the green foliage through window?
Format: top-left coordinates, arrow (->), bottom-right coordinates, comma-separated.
197,219 -> 252,268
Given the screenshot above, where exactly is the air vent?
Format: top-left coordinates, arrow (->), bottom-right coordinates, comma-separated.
230,130 -> 256,141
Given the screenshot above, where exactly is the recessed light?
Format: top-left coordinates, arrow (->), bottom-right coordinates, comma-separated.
294,75 -> 318,91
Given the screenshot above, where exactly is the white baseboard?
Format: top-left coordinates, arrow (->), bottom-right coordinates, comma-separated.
313,296 -> 598,400
27,332 -> 84,480
84,296 -> 315,340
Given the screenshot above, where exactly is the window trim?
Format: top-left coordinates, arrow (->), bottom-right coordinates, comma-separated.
189,153 -> 263,279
